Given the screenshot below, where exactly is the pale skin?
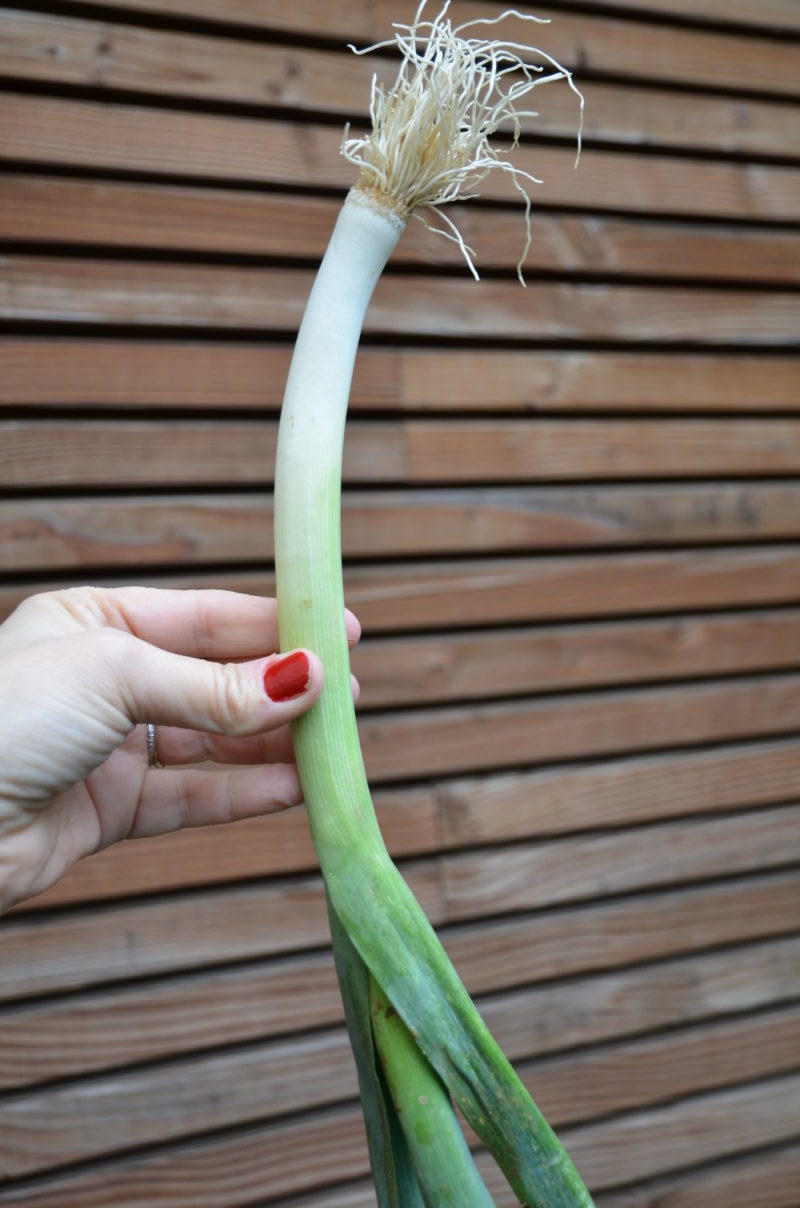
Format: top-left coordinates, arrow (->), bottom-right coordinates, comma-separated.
0,586 -> 360,914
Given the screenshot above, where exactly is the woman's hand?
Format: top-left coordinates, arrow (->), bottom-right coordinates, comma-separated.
0,586 -> 359,913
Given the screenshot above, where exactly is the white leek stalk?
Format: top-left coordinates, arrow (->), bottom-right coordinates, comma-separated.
274,4 -> 590,1204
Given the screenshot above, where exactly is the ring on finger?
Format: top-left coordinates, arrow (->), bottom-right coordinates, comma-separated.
146,722 -> 164,769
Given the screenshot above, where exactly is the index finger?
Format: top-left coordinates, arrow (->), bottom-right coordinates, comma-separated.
102,586 -> 360,658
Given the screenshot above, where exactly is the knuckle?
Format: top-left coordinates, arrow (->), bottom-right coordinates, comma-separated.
210,662 -> 253,735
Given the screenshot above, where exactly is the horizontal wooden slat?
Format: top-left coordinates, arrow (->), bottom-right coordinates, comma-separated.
1,1070 -> 797,1206
442,805 -> 800,919
5,176 -> 800,283
596,1141 -> 800,1208
2,341 -> 797,411
2,852 -> 797,1003
4,543 -> 800,637
4,257 -> 798,343
4,418 -> 800,488
50,1 -> 800,96
582,0 -> 800,34
2,922 -> 796,1091
356,610 -> 800,706
2,999 -> 796,1179
360,673 -> 800,781
16,736 -> 800,912
277,1141 -> 800,1208
2,12 -> 797,159
6,485 -> 800,571
3,96 -> 799,221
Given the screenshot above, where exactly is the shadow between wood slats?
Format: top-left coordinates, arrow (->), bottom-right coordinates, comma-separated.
2,13 -> 798,160
29,0 -> 800,96
1,997 -> 797,1181
2,342 -> 797,412
3,96 -> 799,220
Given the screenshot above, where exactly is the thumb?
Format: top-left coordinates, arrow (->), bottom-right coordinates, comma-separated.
98,630 -> 324,736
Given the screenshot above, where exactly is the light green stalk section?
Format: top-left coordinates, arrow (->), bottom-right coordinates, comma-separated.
370,973 -> 495,1208
274,187 -> 594,1207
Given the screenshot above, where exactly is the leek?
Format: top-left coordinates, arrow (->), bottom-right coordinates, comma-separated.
273,4 -> 591,1204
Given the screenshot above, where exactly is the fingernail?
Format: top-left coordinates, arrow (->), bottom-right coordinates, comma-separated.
264,650 -> 311,702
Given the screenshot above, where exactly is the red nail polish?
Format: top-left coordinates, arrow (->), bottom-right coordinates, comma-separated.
264,651 -> 310,702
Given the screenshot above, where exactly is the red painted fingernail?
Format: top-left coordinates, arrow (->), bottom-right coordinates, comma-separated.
263,651 -> 310,702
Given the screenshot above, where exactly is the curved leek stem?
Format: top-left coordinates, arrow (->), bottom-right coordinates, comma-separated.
274,188 -> 594,1207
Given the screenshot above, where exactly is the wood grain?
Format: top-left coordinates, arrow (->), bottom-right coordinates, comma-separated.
359,673 -> 800,781
2,927 -> 796,1091
3,543 -> 800,635
2,13 -> 797,158
6,176 -> 800,282
2,1001 -> 796,1179
3,341 -> 797,412
5,486 -> 800,569
3,96 -> 799,220
48,0 -> 800,95
17,735 -> 800,912
2,863 -> 797,1003
4,417 -> 800,488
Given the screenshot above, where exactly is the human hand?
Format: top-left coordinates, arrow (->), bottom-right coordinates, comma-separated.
0,586 -> 359,913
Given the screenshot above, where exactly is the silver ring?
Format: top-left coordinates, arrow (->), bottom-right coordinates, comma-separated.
146,722 -> 164,769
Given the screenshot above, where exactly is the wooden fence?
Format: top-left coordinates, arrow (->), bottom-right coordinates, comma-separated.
1,1 -> 799,1204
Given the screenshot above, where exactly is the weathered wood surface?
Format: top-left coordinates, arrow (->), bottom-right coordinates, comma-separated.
4,489 -> 800,569
3,929 -> 797,1091
3,341 -> 797,412
4,258 -> 799,343
44,1 -> 800,94
4,417 -> 800,487
6,736 -> 795,910
2,13 -> 798,158
3,546 -> 800,636
4,96 -> 800,221
6,176 -> 800,281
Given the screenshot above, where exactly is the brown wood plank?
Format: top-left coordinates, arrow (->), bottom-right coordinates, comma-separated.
2,860 -> 797,1003
3,341 -> 797,412
2,998 -> 795,1180
2,923 -> 796,1091
355,610 -> 800,707
6,485 -> 800,569
442,805 -> 800,919
4,257 -> 798,343
1,1071 -> 797,1206
2,14 -> 797,159
564,1073 -> 800,1192
3,543 -> 800,635
582,0 -> 800,33
3,96 -> 799,220
50,1 -> 800,96
5,176 -> 800,282
269,1143 -> 800,1208
596,1142 -> 800,1208
4,417 -> 800,488
16,737 -> 800,912
360,673 -> 800,781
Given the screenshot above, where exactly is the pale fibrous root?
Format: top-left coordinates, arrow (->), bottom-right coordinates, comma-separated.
341,0 -> 584,283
